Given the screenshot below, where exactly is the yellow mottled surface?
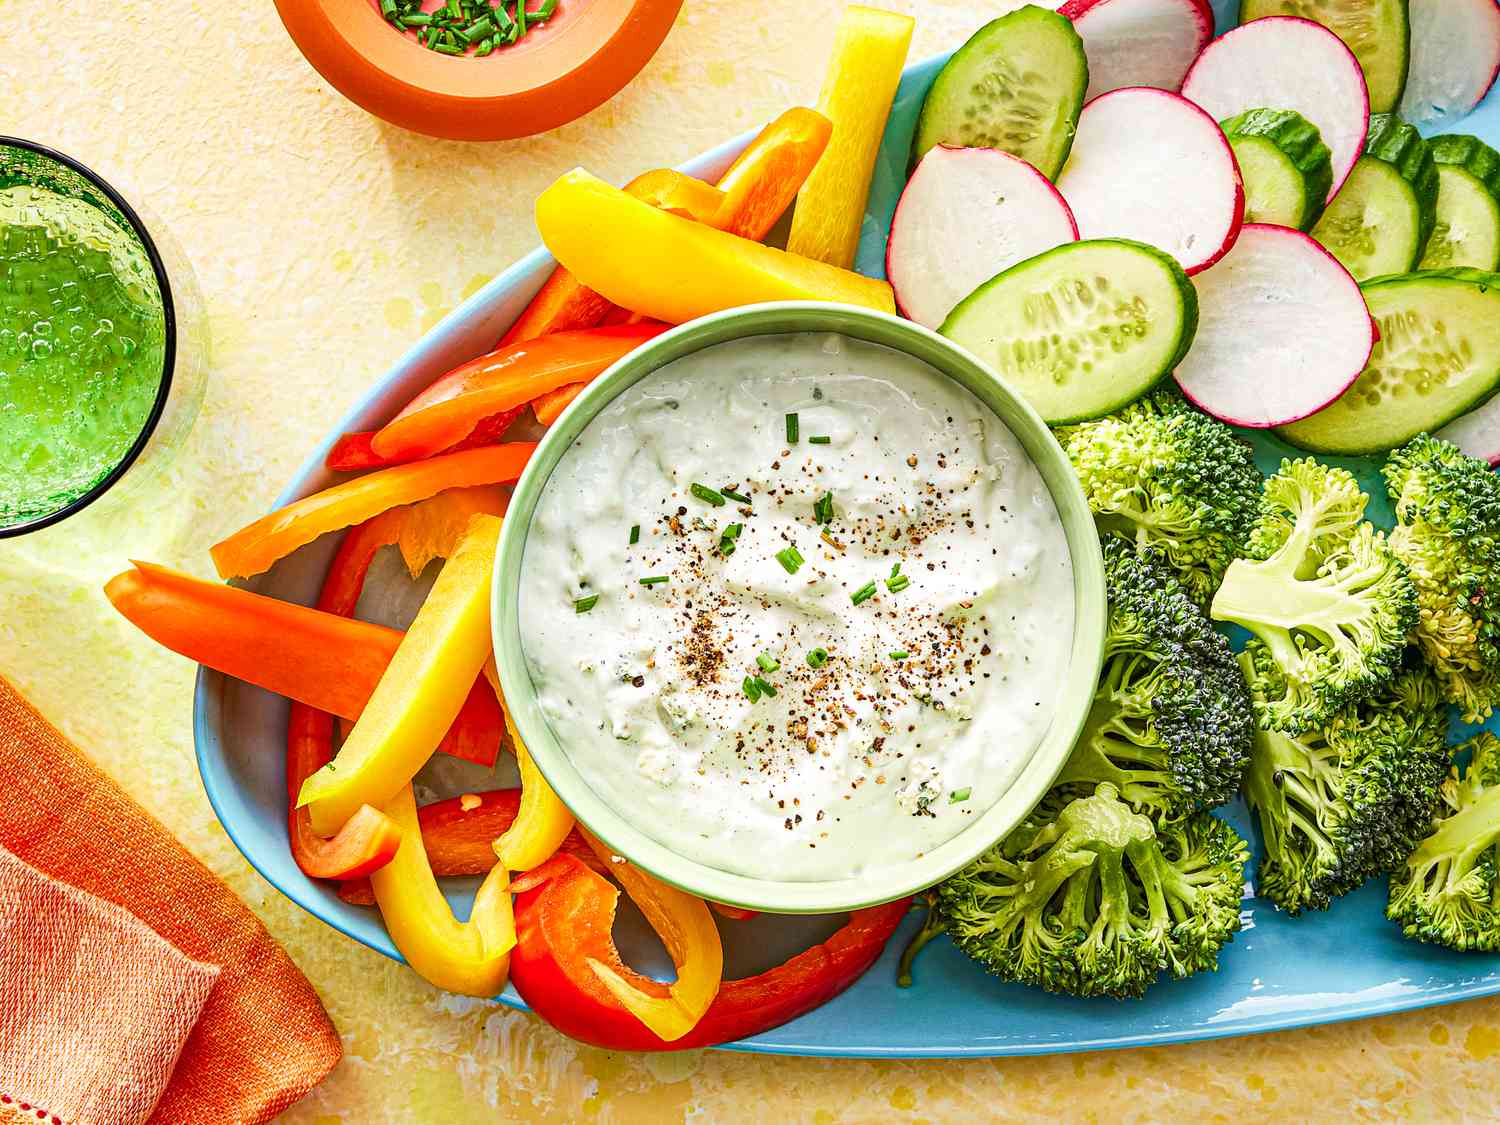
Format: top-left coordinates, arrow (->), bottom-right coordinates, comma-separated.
2,2 -> 1499,1121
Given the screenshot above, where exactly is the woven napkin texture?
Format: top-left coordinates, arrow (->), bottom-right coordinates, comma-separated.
0,843 -> 220,1125
0,672 -> 341,1124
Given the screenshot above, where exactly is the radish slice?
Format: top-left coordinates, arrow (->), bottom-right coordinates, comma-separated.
1055,87 -> 1243,275
1172,224 -> 1375,427
1058,0 -> 1214,100
887,146 -> 1079,331
1436,395 -> 1500,466
1181,16 -> 1370,202
1399,0 -> 1500,127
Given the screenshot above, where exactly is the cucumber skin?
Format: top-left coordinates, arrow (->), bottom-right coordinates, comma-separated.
1220,108 -> 1334,229
1238,0 -> 1411,114
1429,134 -> 1500,200
940,237 -> 1199,425
1364,113 -> 1441,256
913,7 -> 1088,180
1275,268 -> 1500,455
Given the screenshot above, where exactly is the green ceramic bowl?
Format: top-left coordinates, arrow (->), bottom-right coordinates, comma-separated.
493,301 -> 1106,913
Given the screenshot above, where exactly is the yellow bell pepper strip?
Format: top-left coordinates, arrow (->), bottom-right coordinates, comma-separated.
534,170 -> 896,325
491,686 -> 575,872
300,514 -> 501,835
210,442 -> 535,580
715,106 -> 833,241
502,169 -> 728,345
786,6 -> 914,268
576,828 -> 723,1040
370,785 -> 515,997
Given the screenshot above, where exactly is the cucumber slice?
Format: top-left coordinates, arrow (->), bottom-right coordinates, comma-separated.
1419,135 -> 1500,271
1221,108 -> 1334,230
1277,269 -> 1500,454
913,7 -> 1088,180
939,238 -> 1198,424
1311,113 -> 1438,280
1239,0 -> 1410,114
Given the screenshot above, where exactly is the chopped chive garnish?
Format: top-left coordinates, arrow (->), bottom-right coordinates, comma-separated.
753,676 -> 778,698
813,491 -> 834,525
949,787 -> 972,804
851,580 -> 878,606
757,652 -> 780,673
721,486 -> 752,505
786,413 -> 799,444
775,546 -> 805,574
743,676 -> 762,703
890,562 -> 902,578
806,647 -> 830,669
890,650 -> 908,660
690,482 -> 726,507
718,522 -> 743,557
639,575 -> 670,587
887,574 -> 911,594
809,435 -> 832,445
629,524 -> 640,545
574,594 -> 599,614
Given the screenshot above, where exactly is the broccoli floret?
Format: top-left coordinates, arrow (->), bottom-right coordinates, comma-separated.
1384,434 -> 1500,722
1244,657 -> 1450,914
1054,541 -> 1254,823
1211,458 -> 1418,733
1388,732 -> 1500,952
1055,389 -> 1262,605
933,783 -> 1247,998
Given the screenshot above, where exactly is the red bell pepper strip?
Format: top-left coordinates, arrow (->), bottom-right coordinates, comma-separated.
336,788 -> 607,904
210,442 -> 535,580
370,325 -> 667,462
325,407 -> 524,472
508,854 -> 909,1050
104,561 -> 502,766
501,169 -> 727,345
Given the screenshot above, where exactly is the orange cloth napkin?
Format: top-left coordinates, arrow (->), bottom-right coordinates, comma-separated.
0,672 -> 341,1124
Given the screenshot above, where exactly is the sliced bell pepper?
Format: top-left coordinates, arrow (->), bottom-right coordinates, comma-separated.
786,6 -> 913,269
104,561 -> 501,766
716,106 -> 834,241
371,324 -> 666,463
210,442 -> 534,581
491,698 -> 575,872
301,514 -> 501,835
510,853 -> 908,1049
366,485 -> 508,579
531,381 -> 587,426
371,785 -> 515,997
502,169 -> 728,345
535,170 -> 896,326
336,788 -> 607,904
325,407 -> 524,472
509,843 -> 723,1044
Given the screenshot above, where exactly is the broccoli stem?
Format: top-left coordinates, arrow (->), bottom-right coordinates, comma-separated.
1402,786 -> 1500,895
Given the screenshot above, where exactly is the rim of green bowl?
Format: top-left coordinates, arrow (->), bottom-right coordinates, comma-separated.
493,301 -> 1106,913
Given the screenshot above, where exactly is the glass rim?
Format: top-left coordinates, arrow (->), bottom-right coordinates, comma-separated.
0,135 -> 178,539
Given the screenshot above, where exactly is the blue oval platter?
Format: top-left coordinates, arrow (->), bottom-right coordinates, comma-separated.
195,0 -> 1500,1057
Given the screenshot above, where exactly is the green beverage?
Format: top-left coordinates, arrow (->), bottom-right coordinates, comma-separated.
0,182 -> 166,529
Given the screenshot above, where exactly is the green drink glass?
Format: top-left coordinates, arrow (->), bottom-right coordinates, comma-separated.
0,138 -> 206,537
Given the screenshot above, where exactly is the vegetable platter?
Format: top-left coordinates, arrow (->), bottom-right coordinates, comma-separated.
173,0 -> 1500,1057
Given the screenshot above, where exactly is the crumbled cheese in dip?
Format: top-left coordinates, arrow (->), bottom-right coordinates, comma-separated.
518,333 -> 1074,881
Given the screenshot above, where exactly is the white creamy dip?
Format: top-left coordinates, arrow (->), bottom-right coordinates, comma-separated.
518,332 -> 1074,881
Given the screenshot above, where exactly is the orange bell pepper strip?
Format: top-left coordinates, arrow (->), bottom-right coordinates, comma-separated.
371,785 -> 515,997
715,107 -> 834,241
491,693 -> 575,872
300,514 -> 501,835
370,324 -> 667,463
210,442 -> 534,580
530,382 -> 587,426
502,169 -> 727,345
325,407 -> 524,473
336,788 -> 608,904
104,561 -> 502,766
535,170 -> 895,325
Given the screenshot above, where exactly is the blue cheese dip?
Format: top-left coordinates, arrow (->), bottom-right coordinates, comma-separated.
518,332 -> 1074,881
